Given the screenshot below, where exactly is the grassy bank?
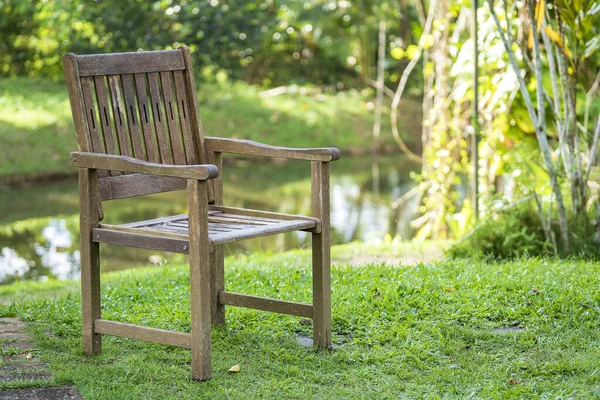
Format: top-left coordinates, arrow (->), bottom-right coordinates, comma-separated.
1,247 -> 599,398
0,78 -> 421,182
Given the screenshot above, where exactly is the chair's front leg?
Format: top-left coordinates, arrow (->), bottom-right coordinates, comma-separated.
187,179 -> 213,381
79,168 -> 102,355
311,161 -> 332,349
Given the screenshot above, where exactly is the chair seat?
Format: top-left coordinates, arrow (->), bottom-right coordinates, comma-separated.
93,205 -> 319,253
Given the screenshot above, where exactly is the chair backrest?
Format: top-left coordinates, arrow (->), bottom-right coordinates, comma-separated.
63,46 -> 214,202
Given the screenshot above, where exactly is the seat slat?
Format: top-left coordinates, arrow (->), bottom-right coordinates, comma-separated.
173,70 -> 197,164
160,71 -> 186,164
207,216 -> 269,226
210,220 -> 316,245
120,74 -> 145,159
93,228 -> 189,253
96,207 -> 317,247
107,75 -> 131,157
134,73 -> 159,163
148,72 -> 173,164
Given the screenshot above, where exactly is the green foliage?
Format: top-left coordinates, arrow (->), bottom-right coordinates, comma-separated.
449,203 -> 600,260
2,251 -> 600,397
0,0 -> 418,87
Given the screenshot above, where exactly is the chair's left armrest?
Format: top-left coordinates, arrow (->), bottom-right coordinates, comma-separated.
70,152 -> 219,181
205,137 -> 341,162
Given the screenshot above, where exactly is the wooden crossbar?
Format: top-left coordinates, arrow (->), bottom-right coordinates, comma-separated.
94,319 -> 191,349
219,292 -> 313,318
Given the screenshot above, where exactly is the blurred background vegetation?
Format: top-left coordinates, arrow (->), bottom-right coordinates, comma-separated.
0,0 -> 419,88
0,0 -> 599,284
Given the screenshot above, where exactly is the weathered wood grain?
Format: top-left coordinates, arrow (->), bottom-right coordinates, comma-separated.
219,292 -> 313,318
79,168 -> 102,355
63,53 -> 90,152
95,320 -> 191,349
187,179 -> 212,381
71,152 -> 218,180
93,76 -> 117,163
172,70 -> 196,165
160,71 -> 186,164
134,73 -> 159,163
148,72 -> 173,164
120,74 -> 145,159
99,174 -> 186,201
107,75 -> 131,157
79,79 -> 103,152
205,137 -> 341,162
209,151 -> 225,325
311,161 -> 332,349
76,50 -> 185,76
93,228 -> 189,253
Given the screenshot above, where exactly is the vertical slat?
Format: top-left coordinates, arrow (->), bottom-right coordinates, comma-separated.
79,168 -> 102,355
311,161 -> 332,349
80,78 -> 104,154
107,75 -> 131,157
180,46 -> 215,203
120,75 -> 145,160
93,76 -> 117,156
147,72 -> 173,164
173,70 -> 197,164
187,179 -> 213,381
210,152 -> 225,325
160,71 -> 186,164
62,54 -> 93,152
134,73 -> 159,163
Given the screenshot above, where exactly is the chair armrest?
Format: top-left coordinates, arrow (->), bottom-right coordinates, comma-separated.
70,152 -> 219,181
204,137 -> 341,162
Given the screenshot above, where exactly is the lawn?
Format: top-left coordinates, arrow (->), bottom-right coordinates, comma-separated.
0,77 -> 421,182
1,246 -> 599,398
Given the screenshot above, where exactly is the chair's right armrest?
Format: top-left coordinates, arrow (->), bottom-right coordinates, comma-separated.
205,137 -> 340,162
70,152 -> 219,181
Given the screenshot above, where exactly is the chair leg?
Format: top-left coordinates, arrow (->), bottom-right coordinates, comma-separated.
210,246 -> 225,325
79,168 -> 101,355
312,231 -> 332,348
188,180 -> 212,381
311,161 -> 332,349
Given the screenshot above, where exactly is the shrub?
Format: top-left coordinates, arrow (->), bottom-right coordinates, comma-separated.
449,203 -> 600,260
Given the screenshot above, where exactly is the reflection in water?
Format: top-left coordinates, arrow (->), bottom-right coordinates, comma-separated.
0,219 -> 80,283
0,156 -> 419,283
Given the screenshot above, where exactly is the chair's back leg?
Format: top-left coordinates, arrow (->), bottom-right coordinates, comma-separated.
311,161 -> 332,348
188,179 -> 213,381
79,168 -> 102,354
209,152 -> 225,325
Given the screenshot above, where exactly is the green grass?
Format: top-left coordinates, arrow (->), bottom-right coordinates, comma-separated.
0,77 -> 421,180
1,246 -> 599,398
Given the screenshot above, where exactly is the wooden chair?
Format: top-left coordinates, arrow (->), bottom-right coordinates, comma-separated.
62,47 -> 339,381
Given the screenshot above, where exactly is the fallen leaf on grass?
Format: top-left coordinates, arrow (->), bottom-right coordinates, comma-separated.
228,364 -> 240,373
444,287 -> 455,293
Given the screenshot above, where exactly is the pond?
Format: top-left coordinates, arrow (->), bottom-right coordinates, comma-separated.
0,155 -> 420,284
